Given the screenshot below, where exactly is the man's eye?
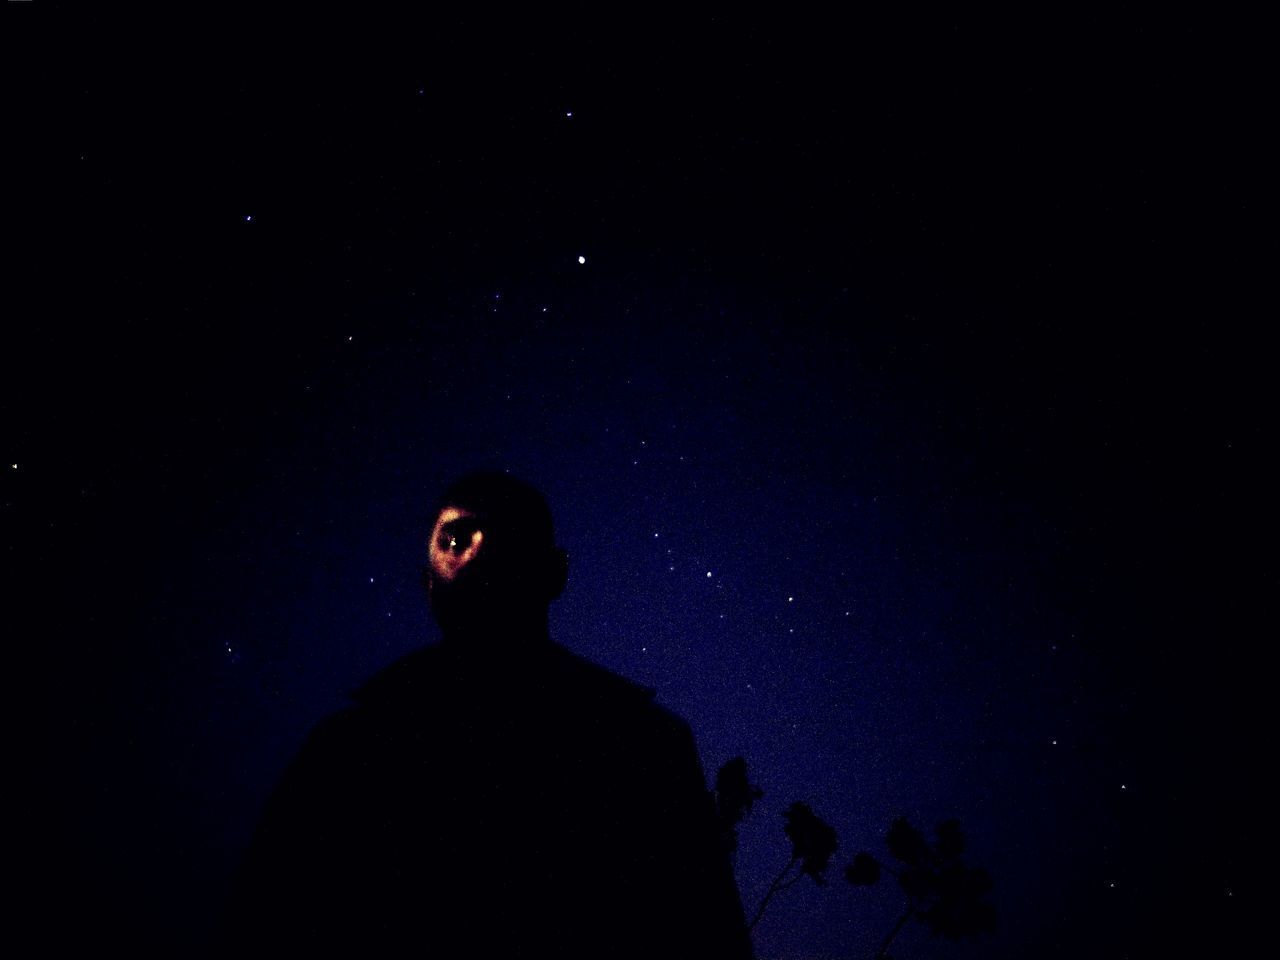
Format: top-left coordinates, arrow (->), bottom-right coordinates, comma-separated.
440,525 -> 479,554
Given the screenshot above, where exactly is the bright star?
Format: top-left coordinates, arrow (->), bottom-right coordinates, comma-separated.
577,255 -> 586,264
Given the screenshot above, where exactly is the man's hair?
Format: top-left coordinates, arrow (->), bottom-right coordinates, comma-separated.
432,471 -> 556,552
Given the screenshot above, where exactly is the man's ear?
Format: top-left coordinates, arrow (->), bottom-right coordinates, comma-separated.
546,546 -> 569,601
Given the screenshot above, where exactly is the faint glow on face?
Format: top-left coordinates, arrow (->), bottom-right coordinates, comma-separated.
428,506 -> 486,585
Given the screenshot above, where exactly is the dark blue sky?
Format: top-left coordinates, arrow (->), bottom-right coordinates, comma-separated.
7,12 -> 1261,958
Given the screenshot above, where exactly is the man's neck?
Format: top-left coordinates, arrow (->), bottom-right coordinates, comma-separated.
439,611 -> 552,652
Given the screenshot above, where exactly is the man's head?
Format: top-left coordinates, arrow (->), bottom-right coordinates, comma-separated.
422,471 -> 568,646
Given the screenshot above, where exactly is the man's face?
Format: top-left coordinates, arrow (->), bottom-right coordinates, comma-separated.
425,503 -> 548,638
425,505 -> 495,637
424,497 -> 569,645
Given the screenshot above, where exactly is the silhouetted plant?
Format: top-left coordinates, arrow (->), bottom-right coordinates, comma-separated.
715,756 -> 764,856
748,800 -> 838,932
784,801 -> 839,884
846,817 -> 996,959
715,757 -> 994,959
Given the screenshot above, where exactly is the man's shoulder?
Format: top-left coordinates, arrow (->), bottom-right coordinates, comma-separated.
349,641 -> 451,705
348,640 -> 658,701
345,640 -> 682,727
547,643 -> 659,703
548,646 -> 698,746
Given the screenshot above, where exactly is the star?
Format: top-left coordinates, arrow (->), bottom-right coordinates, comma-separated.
244,214 -> 253,222
706,571 -> 712,578
577,255 -> 586,265
565,110 -> 573,118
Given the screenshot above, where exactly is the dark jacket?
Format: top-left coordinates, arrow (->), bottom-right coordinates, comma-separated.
223,639 -> 754,958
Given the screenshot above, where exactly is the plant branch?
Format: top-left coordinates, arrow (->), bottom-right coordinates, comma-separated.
777,870 -> 808,891
748,854 -> 800,932
874,902 -> 916,960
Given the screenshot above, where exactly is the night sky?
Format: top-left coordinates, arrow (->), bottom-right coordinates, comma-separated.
7,12 -> 1264,959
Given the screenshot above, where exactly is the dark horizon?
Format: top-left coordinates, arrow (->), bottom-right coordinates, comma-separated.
6,12 -> 1262,958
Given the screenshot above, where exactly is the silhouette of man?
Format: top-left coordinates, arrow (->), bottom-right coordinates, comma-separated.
223,471 -> 754,957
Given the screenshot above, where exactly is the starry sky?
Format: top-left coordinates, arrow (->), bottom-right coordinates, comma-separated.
6,12 -> 1264,959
